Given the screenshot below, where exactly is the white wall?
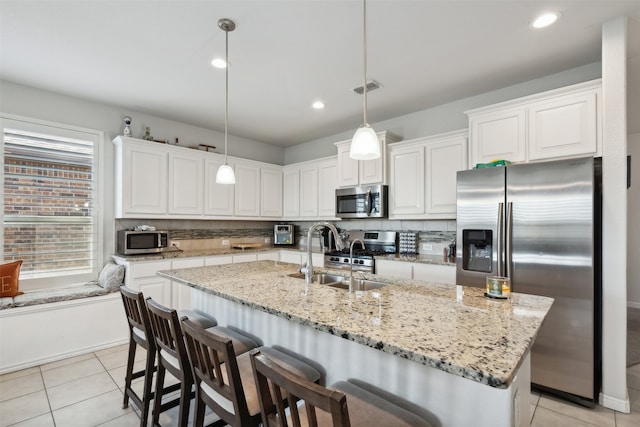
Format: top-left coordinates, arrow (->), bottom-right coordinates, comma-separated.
284,62 -> 602,164
628,132 -> 640,308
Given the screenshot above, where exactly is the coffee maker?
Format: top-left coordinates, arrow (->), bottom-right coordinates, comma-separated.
274,224 -> 294,245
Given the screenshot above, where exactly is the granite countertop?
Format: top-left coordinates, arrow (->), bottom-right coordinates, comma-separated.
158,260 -> 552,389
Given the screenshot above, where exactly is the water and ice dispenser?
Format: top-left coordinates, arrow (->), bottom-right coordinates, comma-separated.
461,229 -> 493,273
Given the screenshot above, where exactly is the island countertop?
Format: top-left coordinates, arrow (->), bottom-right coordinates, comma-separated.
158,260 -> 552,389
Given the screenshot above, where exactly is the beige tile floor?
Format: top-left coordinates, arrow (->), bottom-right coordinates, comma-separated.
1,343 -> 639,426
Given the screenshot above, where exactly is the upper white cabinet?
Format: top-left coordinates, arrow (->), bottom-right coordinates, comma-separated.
388,130 -> 467,219
234,162 -> 261,217
114,136 -> 282,219
334,131 -> 401,187
168,150 -> 204,215
114,136 -> 168,217
281,156 -> 338,221
261,167 -> 283,218
466,79 -> 601,167
204,157 -> 234,216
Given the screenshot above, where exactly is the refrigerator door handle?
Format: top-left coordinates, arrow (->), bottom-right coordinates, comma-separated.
506,202 -> 513,279
497,202 -> 504,277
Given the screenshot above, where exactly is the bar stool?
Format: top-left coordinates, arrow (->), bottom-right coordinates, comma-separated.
145,298 -> 261,426
181,318 -> 322,427
250,350 -> 437,427
119,286 -> 219,426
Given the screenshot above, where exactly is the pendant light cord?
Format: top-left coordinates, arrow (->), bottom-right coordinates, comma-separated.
362,0 -> 368,127
224,25 -> 229,165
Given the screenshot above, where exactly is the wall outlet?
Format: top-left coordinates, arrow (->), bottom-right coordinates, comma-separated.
264,238 -> 270,244
221,239 -> 230,246
422,243 -> 433,251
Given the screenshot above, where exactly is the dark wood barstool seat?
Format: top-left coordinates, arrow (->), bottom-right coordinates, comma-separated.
250,350 -> 437,427
145,297 -> 261,426
119,286 -> 220,426
182,318 -> 322,427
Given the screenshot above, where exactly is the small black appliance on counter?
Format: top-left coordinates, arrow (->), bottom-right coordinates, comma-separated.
274,224 -> 294,245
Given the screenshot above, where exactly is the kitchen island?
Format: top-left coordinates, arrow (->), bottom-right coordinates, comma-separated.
158,260 -> 553,427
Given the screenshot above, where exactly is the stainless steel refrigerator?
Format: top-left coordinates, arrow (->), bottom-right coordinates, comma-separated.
456,156 -> 601,405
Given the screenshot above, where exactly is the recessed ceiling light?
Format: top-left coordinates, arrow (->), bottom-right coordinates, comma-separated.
531,12 -> 561,29
312,101 -> 325,110
211,58 -> 227,68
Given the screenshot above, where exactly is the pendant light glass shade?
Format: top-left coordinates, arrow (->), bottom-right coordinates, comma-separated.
216,18 -> 236,185
350,0 -> 380,160
215,163 -> 236,184
350,125 -> 380,160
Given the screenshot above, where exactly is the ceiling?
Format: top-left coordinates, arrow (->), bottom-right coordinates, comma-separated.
1,1 -> 639,147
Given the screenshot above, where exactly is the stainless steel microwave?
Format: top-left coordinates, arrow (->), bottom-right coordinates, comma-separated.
117,230 -> 169,255
335,185 -> 388,219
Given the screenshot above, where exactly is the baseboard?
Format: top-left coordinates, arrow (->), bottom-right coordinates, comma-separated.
599,391 -> 631,413
0,337 -> 128,375
627,301 -> 640,309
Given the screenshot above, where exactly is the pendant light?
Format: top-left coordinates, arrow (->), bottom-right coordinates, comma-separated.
350,0 -> 380,160
215,18 -> 236,184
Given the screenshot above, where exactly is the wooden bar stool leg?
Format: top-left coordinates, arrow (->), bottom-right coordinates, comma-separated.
122,336 -> 137,409
152,361 -> 166,427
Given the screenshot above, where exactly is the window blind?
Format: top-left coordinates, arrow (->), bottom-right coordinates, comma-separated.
2,128 -> 96,278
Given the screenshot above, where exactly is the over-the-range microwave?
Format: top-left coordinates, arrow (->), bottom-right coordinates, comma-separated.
335,184 -> 388,219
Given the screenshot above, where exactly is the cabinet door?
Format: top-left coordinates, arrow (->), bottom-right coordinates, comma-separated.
204,158 -> 235,216
282,168 -> 300,218
389,145 -> 425,216
168,151 -> 204,215
336,143 -> 359,187
204,255 -> 234,266
261,168 -> 283,217
375,260 -> 412,279
234,163 -> 261,217
412,263 -> 456,285
299,165 -> 318,217
528,92 -> 598,160
122,142 -> 168,215
317,159 -> 337,218
426,135 -> 467,217
279,251 -> 302,265
233,253 -> 258,263
469,109 -> 526,166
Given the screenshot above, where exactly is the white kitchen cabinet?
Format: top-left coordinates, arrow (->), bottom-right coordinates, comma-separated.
282,167 -> 300,218
204,158 -> 235,216
527,91 -> 598,160
113,136 -> 168,217
317,159 -> 337,218
389,130 -> 467,219
376,259 -> 455,284
233,253 -> 258,263
388,144 -> 425,216
412,263 -> 456,285
375,259 -> 412,279
257,251 -> 280,261
170,258 -> 204,309
279,250 -> 304,265
234,162 -> 261,217
116,259 -> 173,307
299,164 -> 319,217
260,168 -> 283,217
425,133 -> 468,216
468,108 -> 526,166
204,255 -> 234,266
467,79 -> 601,167
334,131 -> 401,187
168,150 -> 204,215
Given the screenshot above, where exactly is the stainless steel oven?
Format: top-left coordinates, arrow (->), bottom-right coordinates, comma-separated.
335,185 -> 388,219
324,231 -> 397,273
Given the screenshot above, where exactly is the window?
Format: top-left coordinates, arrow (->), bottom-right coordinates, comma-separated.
1,115 -> 103,289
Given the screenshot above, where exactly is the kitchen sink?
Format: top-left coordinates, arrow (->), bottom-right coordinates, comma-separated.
287,272 -> 348,284
327,279 -> 389,291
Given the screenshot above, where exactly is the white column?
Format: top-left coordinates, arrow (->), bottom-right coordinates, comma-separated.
600,16 -> 630,413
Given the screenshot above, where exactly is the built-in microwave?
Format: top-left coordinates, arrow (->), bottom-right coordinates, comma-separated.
335,185 -> 388,219
117,230 -> 169,255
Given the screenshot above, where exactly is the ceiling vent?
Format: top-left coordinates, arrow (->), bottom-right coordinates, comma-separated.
353,80 -> 382,95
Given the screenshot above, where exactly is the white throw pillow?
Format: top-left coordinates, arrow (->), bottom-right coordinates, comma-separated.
98,262 -> 125,291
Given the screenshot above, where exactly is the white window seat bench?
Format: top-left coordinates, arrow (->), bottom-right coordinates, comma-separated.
0,283 -> 128,374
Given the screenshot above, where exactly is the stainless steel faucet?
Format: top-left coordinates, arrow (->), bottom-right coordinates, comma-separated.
349,239 -> 365,291
305,222 -> 343,285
